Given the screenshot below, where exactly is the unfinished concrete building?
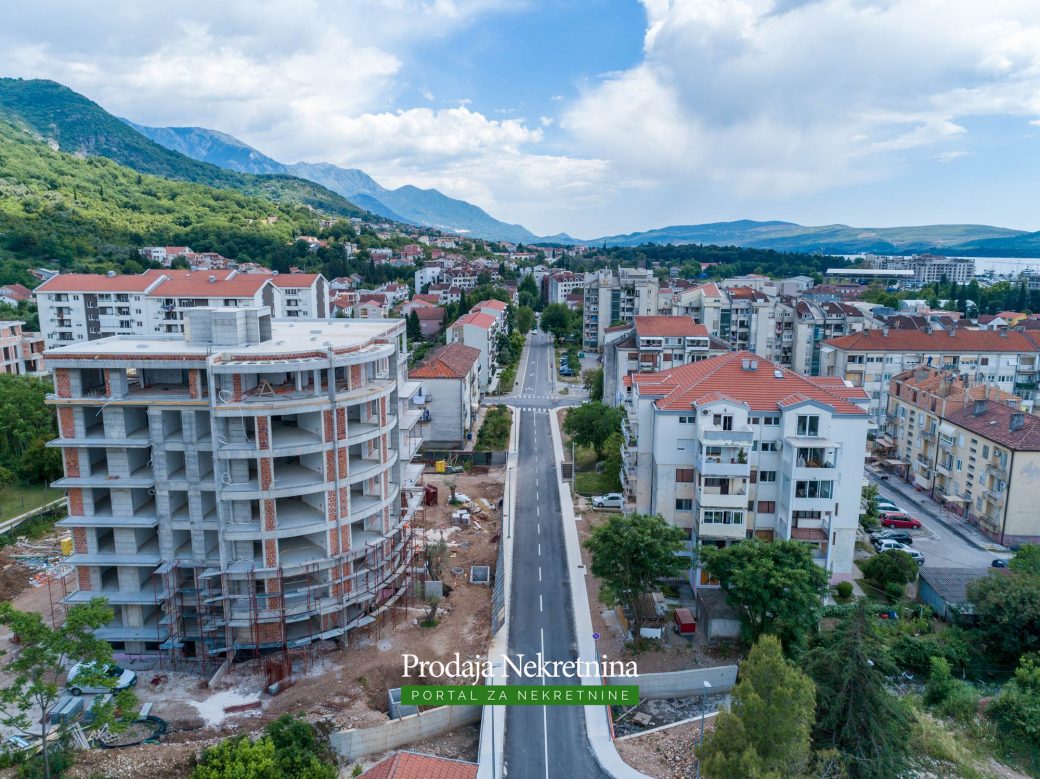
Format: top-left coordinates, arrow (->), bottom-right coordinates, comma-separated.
46,307 -> 425,671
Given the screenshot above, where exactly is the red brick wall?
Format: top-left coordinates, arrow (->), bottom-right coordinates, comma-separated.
77,567 -> 92,592
57,407 -> 75,438
336,408 -> 346,440
63,449 -> 80,478
55,369 -> 72,398
232,374 -> 243,402
67,489 -> 84,516
188,370 -> 200,399
338,448 -> 348,479
259,458 -> 272,490
323,410 -> 334,442
339,487 -> 349,519
324,450 -> 335,480
340,525 -> 350,552
380,397 -> 387,426
264,540 -> 277,567
72,527 -> 88,554
350,364 -> 362,388
256,417 -> 270,450
326,490 -> 337,522
262,500 -> 276,531
103,369 -> 112,397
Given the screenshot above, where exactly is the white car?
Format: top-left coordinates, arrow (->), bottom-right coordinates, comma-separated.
591,493 -> 624,509
876,501 -> 904,514
66,662 -> 137,696
873,540 -> 925,565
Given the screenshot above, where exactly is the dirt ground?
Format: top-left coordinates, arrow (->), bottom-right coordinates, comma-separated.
616,719 -> 713,779
0,470 -> 502,779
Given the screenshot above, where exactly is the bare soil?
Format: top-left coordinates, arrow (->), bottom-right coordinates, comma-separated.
616,719 -> 713,779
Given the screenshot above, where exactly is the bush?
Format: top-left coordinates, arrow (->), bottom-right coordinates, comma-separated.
884,581 -> 906,601
862,549 -> 919,589
836,581 -> 854,600
892,631 -> 973,675
925,657 -> 979,723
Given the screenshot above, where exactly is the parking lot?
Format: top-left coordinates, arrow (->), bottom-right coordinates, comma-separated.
866,471 -> 1007,569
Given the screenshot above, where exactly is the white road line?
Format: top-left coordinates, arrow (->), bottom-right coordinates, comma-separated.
541,630 -> 549,778
538,566 -> 542,581
539,594 -> 543,612
537,523 -> 541,534
538,543 -> 542,556
536,506 -> 540,516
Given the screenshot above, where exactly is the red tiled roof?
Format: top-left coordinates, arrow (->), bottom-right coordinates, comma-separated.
634,316 -> 709,338
824,329 -> 1040,353
473,299 -> 507,311
631,351 -> 868,414
452,312 -> 496,330
413,293 -> 440,305
146,273 -> 270,297
270,274 -> 321,287
0,283 -> 32,299
361,752 -> 478,779
944,401 -> 1040,451
409,343 -> 481,379
35,273 -> 162,293
415,306 -> 445,320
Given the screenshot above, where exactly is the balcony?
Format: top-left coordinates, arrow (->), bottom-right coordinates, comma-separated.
988,461 -> 1008,479
697,452 -> 750,478
983,487 -> 1005,504
621,441 -> 636,467
696,488 -> 747,510
53,465 -> 155,490
621,415 -> 636,444
935,460 -> 953,477
701,428 -> 754,445
696,515 -> 746,540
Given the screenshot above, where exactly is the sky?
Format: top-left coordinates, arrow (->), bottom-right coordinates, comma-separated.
3,0 -> 1040,238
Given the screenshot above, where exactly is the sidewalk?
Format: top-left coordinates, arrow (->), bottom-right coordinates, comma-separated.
867,470 -> 1007,552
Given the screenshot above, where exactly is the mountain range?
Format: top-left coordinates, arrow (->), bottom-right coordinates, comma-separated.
4,77 -> 1040,255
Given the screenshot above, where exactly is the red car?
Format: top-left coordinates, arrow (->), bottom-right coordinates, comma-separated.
880,512 -> 922,529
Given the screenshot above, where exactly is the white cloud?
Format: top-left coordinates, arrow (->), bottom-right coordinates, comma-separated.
563,0 -> 1040,200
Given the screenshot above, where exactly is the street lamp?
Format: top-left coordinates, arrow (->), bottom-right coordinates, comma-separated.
695,679 -> 712,779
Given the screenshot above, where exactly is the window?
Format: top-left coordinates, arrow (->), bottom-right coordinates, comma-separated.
982,445 -> 989,459
678,416 -> 694,423
797,415 -> 820,436
757,501 -> 776,513
713,414 -> 733,430
675,468 -> 695,482
762,417 -> 779,426
757,441 -> 780,452
703,510 -> 744,525
675,499 -> 693,511
759,471 -> 777,483
750,417 -> 760,425
795,480 -> 833,499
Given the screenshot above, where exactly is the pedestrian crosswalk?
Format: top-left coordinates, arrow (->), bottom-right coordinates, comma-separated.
516,407 -> 550,413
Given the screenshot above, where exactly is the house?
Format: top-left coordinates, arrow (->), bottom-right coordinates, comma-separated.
470,299 -> 507,325
379,282 -> 411,305
428,284 -> 462,306
917,567 -> 992,623
269,273 -> 329,318
359,751 -> 477,779
623,351 -> 870,584
416,307 -> 446,338
0,284 -> 32,305
331,291 -> 359,318
356,294 -> 390,318
447,312 -> 500,391
409,343 -> 482,447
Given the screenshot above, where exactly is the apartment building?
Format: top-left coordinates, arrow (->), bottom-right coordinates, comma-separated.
582,268 -> 660,351
408,343 -> 481,448
47,307 -> 425,662
447,312 -> 501,391
544,271 -> 586,306
0,321 -> 43,375
34,270 -> 288,348
672,283 -> 775,356
772,299 -> 878,375
622,352 -> 870,584
820,328 -> 1040,425
602,316 -> 728,405
865,254 -> 975,284
269,274 -> 329,318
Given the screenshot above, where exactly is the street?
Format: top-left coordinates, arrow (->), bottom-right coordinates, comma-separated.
866,473 -> 1006,569
501,331 -> 607,778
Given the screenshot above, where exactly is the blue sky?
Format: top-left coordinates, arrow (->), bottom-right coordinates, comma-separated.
3,0 -> 1040,238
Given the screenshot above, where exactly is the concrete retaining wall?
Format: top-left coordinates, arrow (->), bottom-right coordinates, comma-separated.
331,705 -> 482,762
606,665 -> 738,700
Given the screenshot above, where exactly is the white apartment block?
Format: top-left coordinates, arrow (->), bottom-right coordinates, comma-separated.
582,268 -> 660,351
408,343 -> 481,448
672,283 -> 774,357
270,274 -> 329,318
47,307 -> 425,660
0,321 -> 43,375
820,328 -> 1040,425
545,271 -> 586,306
447,311 -> 501,391
772,299 -> 879,376
865,254 -> 975,285
622,352 -> 870,585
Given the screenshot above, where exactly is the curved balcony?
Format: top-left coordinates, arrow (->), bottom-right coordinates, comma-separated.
219,463 -> 330,500
346,451 -> 398,485
223,498 -> 329,541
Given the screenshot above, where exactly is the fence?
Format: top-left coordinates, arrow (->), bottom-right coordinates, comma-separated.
414,450 -> 508,468
606,665 -> 738,700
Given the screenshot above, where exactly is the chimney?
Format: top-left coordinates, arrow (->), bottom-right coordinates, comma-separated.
948,328 -> 956,336
750,359 -> 758,371
106,270 -> 117,278
208,275 -> 217,284
882,326 -> 889,336
741,358 -> 751,371
1011,412 -> 1025,431
999,328 -> 1008,337
973,399 -> 986,416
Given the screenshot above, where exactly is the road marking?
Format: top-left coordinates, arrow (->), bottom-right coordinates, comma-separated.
536,506 -> 540,516
536,491 -> 540,501
540,629 -> 549,779
538,543 -> 542,556
539,594 -> 543,612
538,566 -> 542,581
537,523 -> 541,534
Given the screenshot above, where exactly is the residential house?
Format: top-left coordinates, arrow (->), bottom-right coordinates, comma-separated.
622,352 -> 870,584
270,273 -> 329,318
447,312 -> 500,391
409,343 -> 482,447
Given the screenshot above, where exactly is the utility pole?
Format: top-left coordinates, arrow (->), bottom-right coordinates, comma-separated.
694,679 -> 712,779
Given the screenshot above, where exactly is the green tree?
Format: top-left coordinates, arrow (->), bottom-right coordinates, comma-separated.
697,635 -> 816,779
698,539 -> 829,649
1010,544 -> 1040,576
582,367 -> 604,401
987,652 -> 1040,755
0,375 -> 59,481
518,274 -> 541,310
585,513 -> 686,634
967,568 -> 1040,663
406,309 -> 422,342
193,735 -> 280,779
860,484 -> 880,530
562,402 -> 623,460
516,305 -> 535,334
457,288 -> 469,314
0,599 -> 121,779
808,601 -> 912,779
600,431 -> 624,492
859,550 -> 918,592
266,715 -> 337,778
540,303 -> 573,342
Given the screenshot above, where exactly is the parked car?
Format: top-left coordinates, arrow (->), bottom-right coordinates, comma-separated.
876,500 -> 903,513
559,368 -> 574,377
991,558 -> 1010,568
903,548 -> 926,566
873,538 -> 912,553
870,529 -> 914,545
879,512 -> 922,529
591,493 -> 624,509
66,662 -> 137,696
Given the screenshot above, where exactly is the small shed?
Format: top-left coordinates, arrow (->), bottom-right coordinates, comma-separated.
917,567 -> 990,624
695,588 -> 742,642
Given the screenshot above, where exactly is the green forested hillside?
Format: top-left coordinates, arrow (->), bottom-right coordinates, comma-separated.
0,78 -> 366,218
0,119 -> 326,282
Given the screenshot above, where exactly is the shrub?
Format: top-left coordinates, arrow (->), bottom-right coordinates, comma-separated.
836,581 -> 854,600
884,581 -> 906,601
925,657 -> 980,723
861,549 -> 919,589
891,630 -> 973,676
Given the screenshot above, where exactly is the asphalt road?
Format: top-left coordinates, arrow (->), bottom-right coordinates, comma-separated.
502,331 -> 607,778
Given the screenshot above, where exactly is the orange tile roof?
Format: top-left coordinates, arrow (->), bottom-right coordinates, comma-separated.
415,306 -> 445,320
632,351 -> 868,414
452,312 -> 496,330
473,299 -> 507,311
146,272 -> 271,297
270,274 -> 321,287
361,752 -> 477,779
409,343 -> 481,379
824,329 -> 1040,353
634,316 -> 709,338
35,273 -> 162,293
945,401 -> 1040,450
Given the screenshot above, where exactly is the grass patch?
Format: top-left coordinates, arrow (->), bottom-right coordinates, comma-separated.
474,405 -> 512,451
574,470 -> 618,496
0,483 -> 64,524
910,708 -> 991,779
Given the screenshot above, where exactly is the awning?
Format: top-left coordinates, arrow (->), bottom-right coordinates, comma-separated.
938,422 -> 956,437
885,459 -> 909,466
940,494 -> 969,504
914,474 -> 931,489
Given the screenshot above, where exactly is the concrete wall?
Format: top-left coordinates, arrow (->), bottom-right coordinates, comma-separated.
330,705 -> 482,762
605,665 -> 738,700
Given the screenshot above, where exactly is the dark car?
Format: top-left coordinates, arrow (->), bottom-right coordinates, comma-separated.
991,558 -> 1010,568
870,530 -> 913,545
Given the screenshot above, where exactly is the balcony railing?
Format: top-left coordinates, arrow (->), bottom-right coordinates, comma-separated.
983,487 -> 1005,503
